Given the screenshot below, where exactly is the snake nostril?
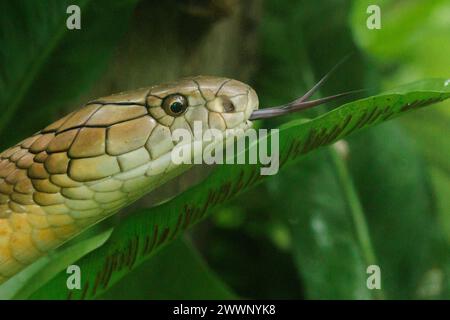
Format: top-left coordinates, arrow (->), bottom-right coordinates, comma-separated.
221,96 -> 235,113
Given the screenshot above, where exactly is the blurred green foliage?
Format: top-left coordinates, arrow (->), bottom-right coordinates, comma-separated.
203,0 -> 450,300
0,0 -> 449,300
0,0 -> 139,149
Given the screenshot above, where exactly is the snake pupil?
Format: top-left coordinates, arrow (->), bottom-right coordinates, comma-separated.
170,102 -> 183,114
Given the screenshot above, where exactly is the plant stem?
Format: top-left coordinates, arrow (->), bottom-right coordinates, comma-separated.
330,148 -> 385,299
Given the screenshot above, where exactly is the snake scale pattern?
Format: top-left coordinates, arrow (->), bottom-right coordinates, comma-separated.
0,76 -> 258,283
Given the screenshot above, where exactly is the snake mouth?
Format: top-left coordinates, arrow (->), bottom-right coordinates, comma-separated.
249,56 -> 364,121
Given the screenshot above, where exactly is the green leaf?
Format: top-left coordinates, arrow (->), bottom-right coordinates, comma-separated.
0,0 -> 139,149
100,238 -> 237,300
28,79 -> 450,299
0,228 -> 112,300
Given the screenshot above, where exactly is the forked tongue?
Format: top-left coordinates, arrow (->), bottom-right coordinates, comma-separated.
250,55 -> 364,120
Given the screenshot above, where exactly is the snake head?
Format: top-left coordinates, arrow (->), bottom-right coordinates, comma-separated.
146,76 -> 259,133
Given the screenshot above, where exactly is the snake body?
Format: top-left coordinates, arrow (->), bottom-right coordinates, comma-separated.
0,76 -> 258,283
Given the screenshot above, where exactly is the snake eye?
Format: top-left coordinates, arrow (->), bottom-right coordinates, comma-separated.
162,94 -> 188,116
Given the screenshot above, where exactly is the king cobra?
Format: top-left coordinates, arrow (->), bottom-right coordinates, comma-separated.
0,71 -> 355,283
